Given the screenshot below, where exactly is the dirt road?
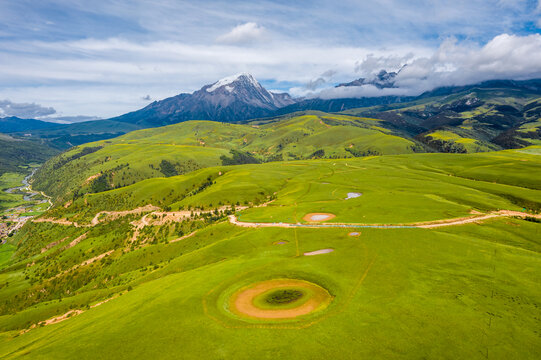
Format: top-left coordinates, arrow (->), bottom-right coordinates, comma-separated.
229,210 -> 541,229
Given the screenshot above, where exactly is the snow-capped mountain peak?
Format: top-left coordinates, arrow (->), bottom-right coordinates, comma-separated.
206,73 -> 261,93
111,73 -> 296,126
198,72 -> 295,110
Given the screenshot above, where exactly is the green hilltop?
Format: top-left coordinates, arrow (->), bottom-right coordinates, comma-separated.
32,113 -> 419,202
344,87 -> 541,153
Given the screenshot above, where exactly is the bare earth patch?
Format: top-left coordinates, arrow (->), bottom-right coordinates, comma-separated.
304,248 -> 334,256
66,232 -> 87,249
302,213 -> 336,222
20,293 -> 122,334
83,173 -> 101,185
41,237 -> 69,253
230,279 -> 332,320
345,192 -> 362,200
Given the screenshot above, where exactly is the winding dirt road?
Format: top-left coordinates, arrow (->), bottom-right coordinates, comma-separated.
229,210 -> 541,229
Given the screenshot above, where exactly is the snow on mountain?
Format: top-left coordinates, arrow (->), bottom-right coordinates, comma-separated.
206,73 -> 261,93
111,73 -> 296,126
336,69 -> 401,89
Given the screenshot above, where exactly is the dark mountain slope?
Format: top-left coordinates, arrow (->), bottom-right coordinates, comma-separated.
0,117 -> 62,133
110,73 -> 295,127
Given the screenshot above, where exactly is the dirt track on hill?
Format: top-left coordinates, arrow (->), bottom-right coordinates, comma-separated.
229,210 -> 541,229
91,205 -> 160,226
21,292 -> 122,334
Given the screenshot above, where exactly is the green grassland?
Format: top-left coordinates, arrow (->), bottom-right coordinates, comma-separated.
343,88 -> 541,152
0,172 -> 50,214
0,147 -> 540,359
0,173 -> 27,212
44,147 -> 541,224
32,113 -> 418,202
0,134 -> 58,176
418,129 -> 500,153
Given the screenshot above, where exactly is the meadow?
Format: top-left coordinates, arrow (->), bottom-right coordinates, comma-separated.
0,147 -> 539,359
32,113 -> 418,202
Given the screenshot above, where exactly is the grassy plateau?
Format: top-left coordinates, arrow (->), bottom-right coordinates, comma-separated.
0,144 -> 539,359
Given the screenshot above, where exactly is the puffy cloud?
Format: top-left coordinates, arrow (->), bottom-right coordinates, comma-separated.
305,70 -> 337,90
0,99 -> 56,118
2,1 -> 541,117
317,84 -> 411,100
313,33 -> 541,99
216,22 -> 266,45
355,53 -> 414,75
0,37 -> 382,115
42,115 -> 102,124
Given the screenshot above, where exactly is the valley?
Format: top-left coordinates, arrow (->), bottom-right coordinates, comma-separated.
1,75 -> 540,360
3,2 -> 541,358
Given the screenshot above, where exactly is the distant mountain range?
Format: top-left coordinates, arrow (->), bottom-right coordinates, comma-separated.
110,73 -> 295,127
336,69 -> 399,89
0,116 -> 62,133
1,74 -> 541,153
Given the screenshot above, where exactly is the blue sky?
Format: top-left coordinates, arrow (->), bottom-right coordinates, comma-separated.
1,0 -> 541,119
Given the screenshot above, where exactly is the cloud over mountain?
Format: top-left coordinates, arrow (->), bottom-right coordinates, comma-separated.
0,99 -> 56,118
315,33 -> 541,99
2,1 -> 541,116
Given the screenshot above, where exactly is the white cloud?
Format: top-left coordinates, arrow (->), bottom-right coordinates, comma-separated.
2,36 -> 421,115
216,22 -> 266,45
1,1 -> 541,117
355,53 -> 414,75
312,33 -> 541,99
4,33 -> 541,114
0,99 -> 56,118
43,115 -> 101,124
497,0 -> 527,9
304,70 -> 337,90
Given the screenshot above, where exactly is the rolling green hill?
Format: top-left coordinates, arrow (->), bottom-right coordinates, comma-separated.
343,86 -> 541,152
0,134 -> 59,212
32,113 -> 420,203
0,134 -> 59,176
0,148 -> 540,359
5,120 -> 143,150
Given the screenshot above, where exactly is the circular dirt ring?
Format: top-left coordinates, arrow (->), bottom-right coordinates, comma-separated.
302,213 -> 336,222
229,279 -> 332,320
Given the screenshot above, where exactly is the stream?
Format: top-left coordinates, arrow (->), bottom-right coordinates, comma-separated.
4,169 -> 47,204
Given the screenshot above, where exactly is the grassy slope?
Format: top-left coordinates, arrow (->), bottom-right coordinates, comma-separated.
344,89 -> 541,151
0,221 -> 539,358
0,134 -> 58,211
0,173 -> 27,212
420,129 -> 499,153
32,113 -> 417,202
0,134 -> 59,175
0,149 -> 539,359
46,147 -> 541,224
